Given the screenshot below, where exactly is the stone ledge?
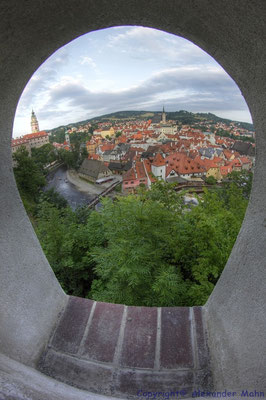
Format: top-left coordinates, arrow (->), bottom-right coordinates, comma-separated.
38,296 -> 212,397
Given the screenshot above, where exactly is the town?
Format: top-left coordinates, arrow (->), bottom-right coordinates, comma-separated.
12,108 -> 255,197
10,108 -> 254,311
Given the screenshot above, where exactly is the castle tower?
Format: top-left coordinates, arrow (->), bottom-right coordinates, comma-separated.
161,106 -> 166,124
31,110 -> 39,133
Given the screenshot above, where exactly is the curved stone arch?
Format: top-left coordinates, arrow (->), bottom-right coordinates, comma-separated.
0,0 -> 266,394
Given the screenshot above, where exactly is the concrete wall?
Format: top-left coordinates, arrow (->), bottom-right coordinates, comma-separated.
0,0 -> 265,389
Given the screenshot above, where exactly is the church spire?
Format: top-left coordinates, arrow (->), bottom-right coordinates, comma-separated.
161,106 -> 166,124
31,109 -> 39,133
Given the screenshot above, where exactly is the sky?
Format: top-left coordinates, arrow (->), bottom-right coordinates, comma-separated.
13,26 -> 252,137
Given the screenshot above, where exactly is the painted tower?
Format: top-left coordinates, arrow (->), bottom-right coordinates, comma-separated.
31,110 -> 39,133
161,106 -> 166,124
65,131 -> 70,145
151,152 -> 166,181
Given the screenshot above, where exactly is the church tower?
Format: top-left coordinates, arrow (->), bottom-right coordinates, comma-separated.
31,110 -> 39,133
161,106 -> 166,124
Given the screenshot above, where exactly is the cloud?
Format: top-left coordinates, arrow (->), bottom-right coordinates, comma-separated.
107,26 -> 214,66
13,26 -> 251,136
108,26 -> 160,46
80,56 -> 97,69
15,49 -> 69,116
41,65 -> 246,124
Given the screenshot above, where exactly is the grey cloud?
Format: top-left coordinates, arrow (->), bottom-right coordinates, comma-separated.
17,49 -> 69,112
44,66 -> 246,121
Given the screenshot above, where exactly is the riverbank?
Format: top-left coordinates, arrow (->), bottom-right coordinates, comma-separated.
66,170 -> 103,195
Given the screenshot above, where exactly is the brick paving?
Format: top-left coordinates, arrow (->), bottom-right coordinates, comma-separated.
39,296 -> 212,398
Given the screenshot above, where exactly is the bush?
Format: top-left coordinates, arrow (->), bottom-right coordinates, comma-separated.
205,176 -> 217,185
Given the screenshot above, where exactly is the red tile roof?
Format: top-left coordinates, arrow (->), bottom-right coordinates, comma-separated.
239,156 -> 251,164
152,152 -> 165,167
223,149 -> 234,160
212,156 -> 224,165
165,153 -> 205,176
227,158 -> 242,168
135,161 -> 147,180
99,144 -> 115,152
143,159 -> 156,183
131,133 -> 143,140
220,165 -> 233,176
23,131 -> 48,140
89,154 -> 100,160
123,161 -> 147,182
12,138 -> 28,146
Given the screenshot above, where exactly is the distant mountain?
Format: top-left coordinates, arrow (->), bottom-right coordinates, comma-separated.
49,110 -> 254,133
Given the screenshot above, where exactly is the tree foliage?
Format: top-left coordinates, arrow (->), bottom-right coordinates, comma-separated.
36,201 -> 95,297
89,195 -> 188,306
205,176 -> 217,185
88,180 -> 248,306
57,149 -> 78,169
215,128 -> 255,143
14,146 -> 250,307
49,127 -> 66,144
31,143 -> 57,171
57,142 -> 88,170
13,146 -> 46,203
40,188 -> 68,209
225,170 -> 253,198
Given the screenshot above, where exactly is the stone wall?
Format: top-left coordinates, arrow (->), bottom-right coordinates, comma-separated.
0,0 -> 265,393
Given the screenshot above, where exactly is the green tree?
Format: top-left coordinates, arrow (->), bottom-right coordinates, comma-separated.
40,188 -> 68,209
178,186 -> 248,305
205,176 -> 217,185
31,143 -> 57,171
88,181 -> 248,306
22,174 -> 249,306
36,201 -> 95,297
57,135 -> 89,170
89,195 -> 189,306
13,147 -> 46,203
89,124 -> 98,134
80,146 -> 88,163
225,170 -> 253,198
57,149 -> 78,169
70,131 -> 90,148
49,127 -> 66,143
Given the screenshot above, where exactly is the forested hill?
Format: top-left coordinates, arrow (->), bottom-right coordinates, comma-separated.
49,110 -> 254,133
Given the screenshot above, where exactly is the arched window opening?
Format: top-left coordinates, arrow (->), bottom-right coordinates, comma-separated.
12,26 -> 254,307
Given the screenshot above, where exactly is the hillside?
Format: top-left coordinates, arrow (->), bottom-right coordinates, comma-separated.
49,110 -> 254,133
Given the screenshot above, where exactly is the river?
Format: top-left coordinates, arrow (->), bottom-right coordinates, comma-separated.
45,165 -> 96,209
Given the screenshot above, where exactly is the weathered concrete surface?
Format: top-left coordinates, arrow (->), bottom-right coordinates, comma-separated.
0,352 -> 260,400
0,0 -> 265,394
0,58 -> 67,367
38,297 -> 211,397
0,354 -> 249,400
0,353 -> 122,400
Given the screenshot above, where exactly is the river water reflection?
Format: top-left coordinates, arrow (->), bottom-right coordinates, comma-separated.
45,166 -> 96,209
